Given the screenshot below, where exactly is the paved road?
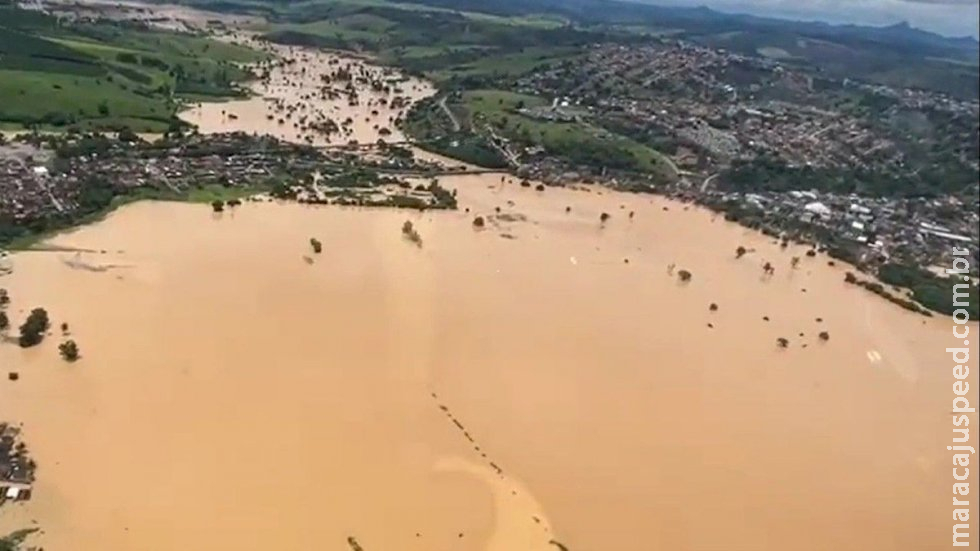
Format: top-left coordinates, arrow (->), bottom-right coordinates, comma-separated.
484,125 -> 521,168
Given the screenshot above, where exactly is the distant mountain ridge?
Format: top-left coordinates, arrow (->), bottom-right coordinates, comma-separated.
385,0 -> 978,58
629,1 -> 980,44
622,2 -> 980,55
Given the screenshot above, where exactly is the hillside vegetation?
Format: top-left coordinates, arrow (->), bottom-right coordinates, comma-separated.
182,0 -> 979,99
164,0 -> 977,183
0,1 -> 266,131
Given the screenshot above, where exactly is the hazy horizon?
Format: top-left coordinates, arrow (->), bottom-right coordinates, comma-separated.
636,0 -> 980,39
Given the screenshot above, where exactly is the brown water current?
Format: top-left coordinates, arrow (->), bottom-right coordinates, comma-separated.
0,175 -> 976,550
179,42 -> 435,146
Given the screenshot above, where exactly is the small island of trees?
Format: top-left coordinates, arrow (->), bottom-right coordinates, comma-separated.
402,220 -> 422,247
0,289 -> 9,333
18,308 -> 50,348
59,340 -> 80,362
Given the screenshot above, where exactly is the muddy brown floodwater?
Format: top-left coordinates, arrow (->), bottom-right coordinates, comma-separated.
0,174 -> 975,550
179,41 -> 435,147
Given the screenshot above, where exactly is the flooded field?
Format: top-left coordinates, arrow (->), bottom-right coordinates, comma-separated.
179,41 -> 435,146
1,175 -> 975,550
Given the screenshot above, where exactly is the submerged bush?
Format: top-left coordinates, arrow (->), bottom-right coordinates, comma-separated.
18,308 -> 49,348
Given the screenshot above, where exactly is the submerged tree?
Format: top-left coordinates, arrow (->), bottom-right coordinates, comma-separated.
735,246 -> 747,259
0,528 -> 37,550
0,288 -> 8,308
59,340 -> 80,362
310,238 -> 322,254
402,220 -> 422,247
211,200 -> 224,213
818,331 -> 830,342
0,311 -> 8,332
776,337 -> 789,348
18,308 -> 49,348
600,212 -> 611,223
472,216 -> 485,228
677,269 -> 692,283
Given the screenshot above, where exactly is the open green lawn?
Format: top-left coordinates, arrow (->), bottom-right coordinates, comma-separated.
252,0 -> 567,28
46,36 -> 139,55
432,47 -> 581,81
255,0 -> 583,72
181,183 -> 270,202
461,89 -> 676,178
269,18 -> 390,43
386,44 -> 493,59
0,69 -> 172,130
463,89 -> 547,112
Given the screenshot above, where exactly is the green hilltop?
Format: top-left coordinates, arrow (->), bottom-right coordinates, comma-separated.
0,1 -> 267,132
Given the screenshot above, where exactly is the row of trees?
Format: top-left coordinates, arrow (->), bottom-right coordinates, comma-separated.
0,289 -> 8,333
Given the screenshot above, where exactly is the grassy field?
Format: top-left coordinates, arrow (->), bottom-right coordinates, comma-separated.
0,3 -> 267,131
0,69 -> 172,131
459,89 -> 676,178
249,0 -> 567,27
269,16 -> 393,44
253,0 -> 586,74
181,183 -> 271,202
429,47 -> 581,82
393,44 -> 492,59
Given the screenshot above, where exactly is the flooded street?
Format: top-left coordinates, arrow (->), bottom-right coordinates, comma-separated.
0,175 -> 975,550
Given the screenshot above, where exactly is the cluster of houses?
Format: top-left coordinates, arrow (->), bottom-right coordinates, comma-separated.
0,424 -> 33,506
713,187 -> 979,271
515,42 -> 978,177
0,132 -> 451,230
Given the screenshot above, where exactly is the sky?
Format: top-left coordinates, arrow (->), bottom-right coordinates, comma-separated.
656,0 -> 980,37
